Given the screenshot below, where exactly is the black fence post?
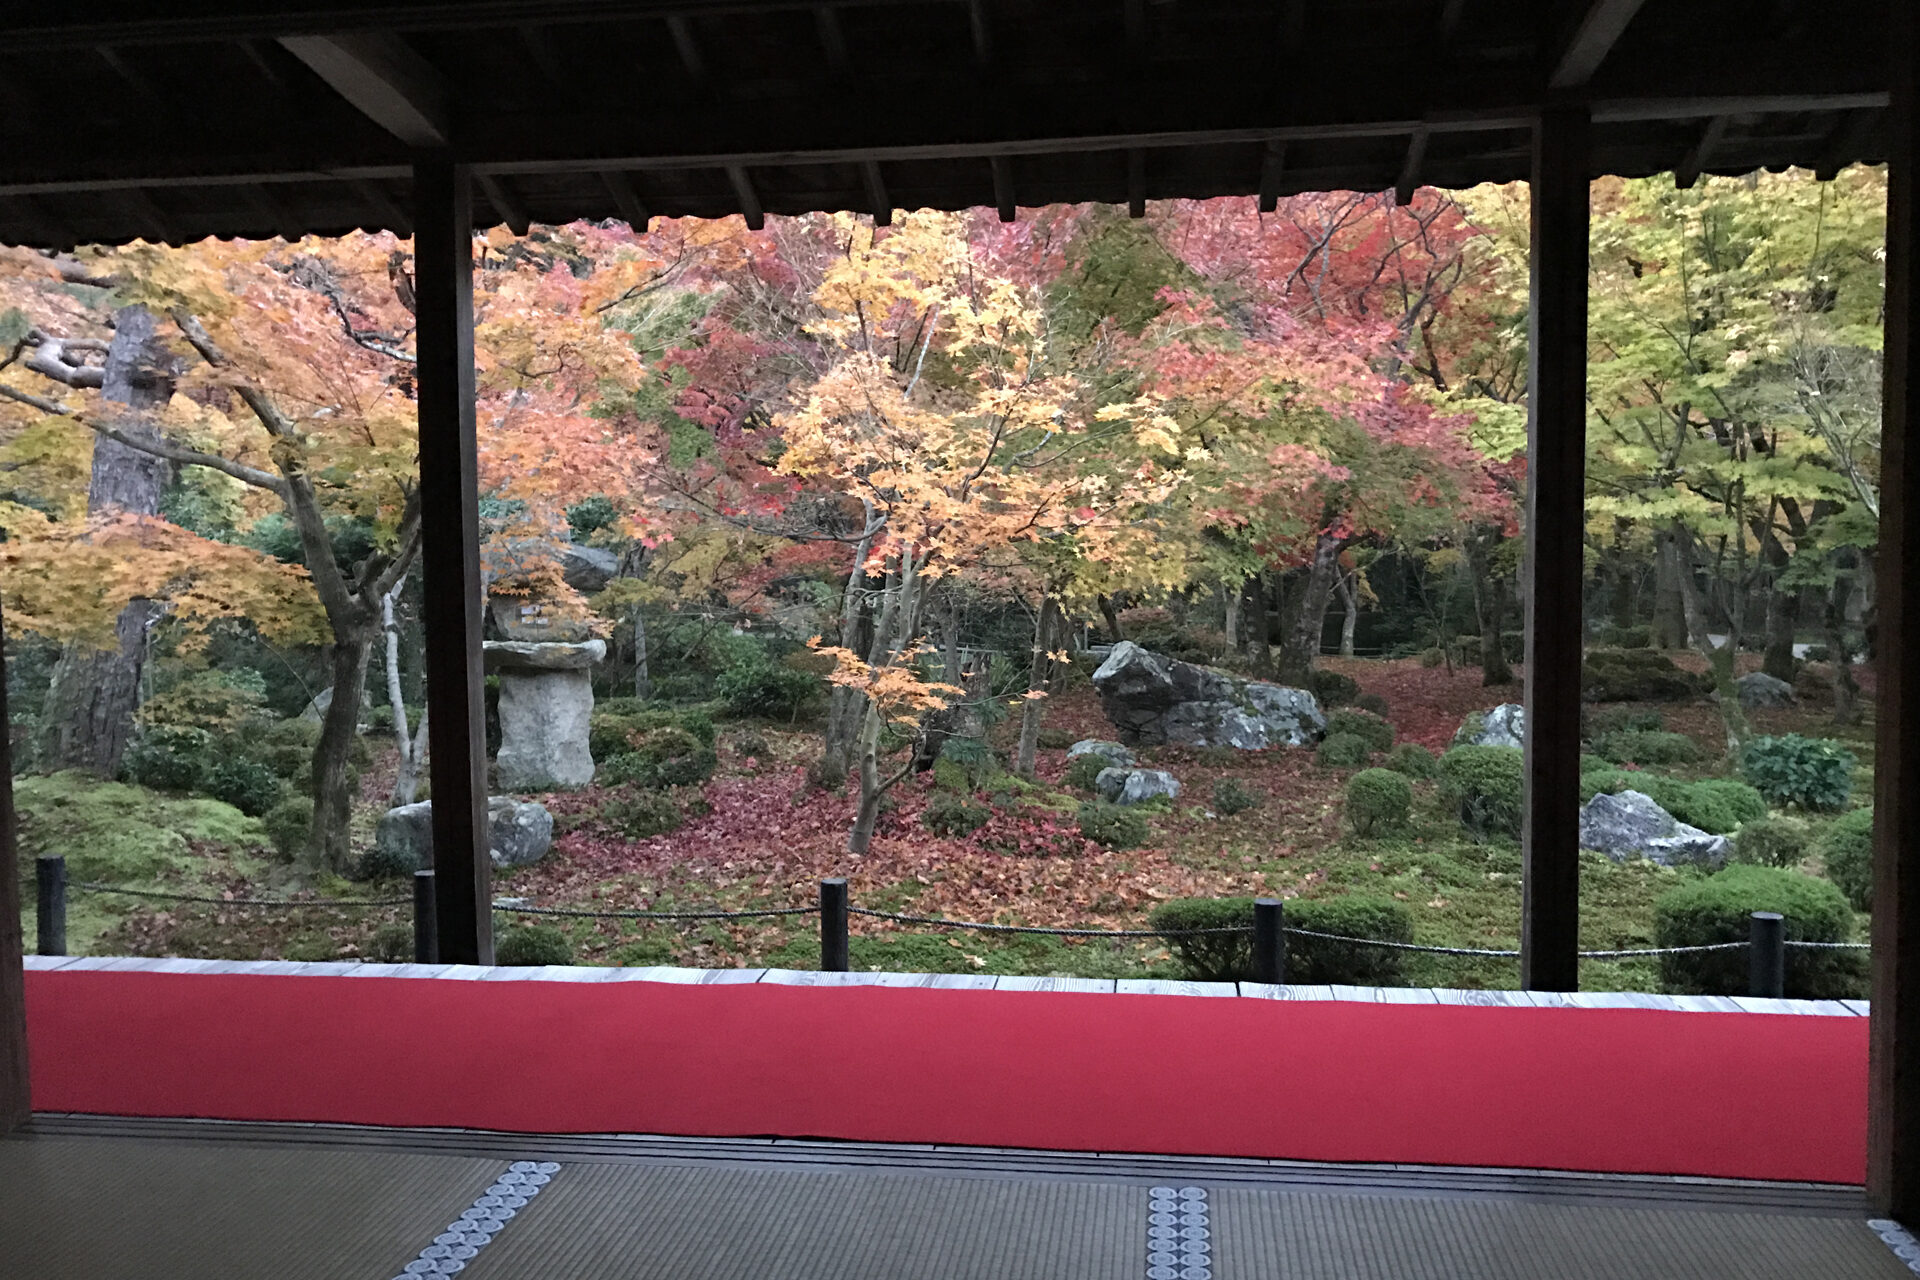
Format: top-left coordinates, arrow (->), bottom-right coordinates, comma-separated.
1253,897 -> 1285,985
413,869 -> 438,964
1749,911 -> 1786,999
820,878 -> 849,972
35,856 -> 65,957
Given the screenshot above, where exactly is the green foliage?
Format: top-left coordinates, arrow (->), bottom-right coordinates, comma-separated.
1654,866 -> 1863,998
1077,801 -> 1148,849
1580,771 -> 1766,835
1346,768 -> 1412,836
1354,692 -> 1391,718
565,495 -> 619,540
1326,709 -> 1394,753
1194,744 -> 1240,767
1383,743 -> 1437,779
600,726 -> 717,790
1594,623 -> 1652,648
1591,730 -> 1701,766
1581,649 -> 1706,702
598,787 -> 683,839
932,736 -> 997,794
1211,778 -> 1261,816
356,838 -> 420,881
1587,707 -> 1665,737
120,725 -> 219,793
1035,727 -> 1075,751
204,756 -> 286,817
1742,734 -> 1857,811
1315,732 -> 1371,769
366,921 -> 413,964
261,794 -> 313,861
1418,647 -> 1445,669
923,792 -> 993,837
715,659 -> 822,720
729,731 -> 771,758
1822,808 -> 1874,910
1309,669 -> 1359,707
495,924 -> 574,967
1063,753 -> 1107,792
1731,815 -> 1814,869
589,704 -> 718,759
15,771 -> 268,883
1438,745 -> 1524,839
1148,895 -> 1414,985
257,717 -> 323,779
137,671 -> 270,736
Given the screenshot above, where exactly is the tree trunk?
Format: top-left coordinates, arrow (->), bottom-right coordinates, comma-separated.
40,306 -> 173,775
1653,530 -> 1689,649
1250,575 -> 1274,674
1097,594 -> 1123,643
847,550 -> 920,854
847,700 -> 885,854
1825,556 -> 1863,725
382,585 -> 428,806
1671,522 -> 1749,755
1757,527 -> 1799,683
1015,596 -> 1063,778
1336,571 -> 1359,658
306,631 -> 373,872
1464,530 -> 1515,686
631,605 -> 651,700
820,507 -> 878,781
1222,581 -> 1242,656
1276,532 -> 1343,685
938,590 -> 964,687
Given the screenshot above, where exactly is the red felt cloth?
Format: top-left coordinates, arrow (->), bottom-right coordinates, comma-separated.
24,971 -> 1867,1183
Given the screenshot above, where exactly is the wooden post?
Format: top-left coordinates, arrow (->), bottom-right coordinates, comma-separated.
1252,898 -> 1286,986
413,157 -> 492,966
1748,912 -> 1785,1000
820,878 -> 849,972
1872,1 -> 1920,1219
0,597 -> 29,1134
1519,105 -> 1590,993
34,857 -> 65,958
413,868 -> 438,964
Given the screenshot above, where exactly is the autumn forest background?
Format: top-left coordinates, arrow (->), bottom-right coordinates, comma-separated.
0,169 -> 1889,991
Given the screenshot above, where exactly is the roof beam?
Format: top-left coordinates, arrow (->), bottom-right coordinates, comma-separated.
598,169 -> 651,230
989,155 -> 1015,222
116,186 -> 183,245
475,173 -> 529,234
351,178 -> 411,234
1549,0 -> 1647,90
1256,139 -> 1288,212
1394,126 -> 1430,204
279,33 -> 447,147
1674,114 -> 1730,188
1815,107 -> 1878,180
726,164 -> 764,230
968,0 -> 993,66
861,160 -> 890,226
665,15 -> 707,82
814,8 -> 849,75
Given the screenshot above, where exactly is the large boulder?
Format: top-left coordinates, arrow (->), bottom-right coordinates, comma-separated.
1067,739 -> 1136,768
1454,703 -> 1526,749
1736,671 -> 1796,709
1090,641 -> 1324,749
1094,767 -> 1182,806
373,796 -> 555,872
1578,789 -> 1730,868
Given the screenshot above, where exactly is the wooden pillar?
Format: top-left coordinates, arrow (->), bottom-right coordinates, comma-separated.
0,598 -> 26,1134
413,158 -> 492,966
1871,2 -> 1920,1219
1519,106 -> 1590,992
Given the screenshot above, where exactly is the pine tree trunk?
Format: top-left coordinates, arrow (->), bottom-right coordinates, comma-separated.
40,306 -> 173,775
305,632 -> 373,873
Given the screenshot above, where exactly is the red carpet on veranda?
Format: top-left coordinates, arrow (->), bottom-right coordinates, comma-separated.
23,970 -> 1867,1184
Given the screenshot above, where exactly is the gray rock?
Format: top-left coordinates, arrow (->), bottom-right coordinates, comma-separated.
1094,766 -> 1183,806
1067,739 -> 1136,768
560,543 -> 620,594
1454,703 -> 1526,749
373,796 -> 555,872
496,668 -> 597,790
1090,641 -> 1325,749
1578,789 -> 1730,868
1736,671 -> 1796,709
487,594 -> 595,643
298,684 -> 369,725
483,638 -> 608,672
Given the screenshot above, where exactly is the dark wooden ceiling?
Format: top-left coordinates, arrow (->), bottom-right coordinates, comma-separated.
0,0 -> 1892,247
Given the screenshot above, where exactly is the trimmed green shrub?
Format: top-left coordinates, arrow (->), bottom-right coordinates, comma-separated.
1742,734 -> 1856,812
1418,647 -> 1445,668
599,787 -> 682,839
1581,649 -> 1706,702
1383,742 -> 1437,779
1439,745 -> 1524,839
120,725 -> 217,793
730,731 -> 771,758
1354,692 -> 1391,718
1594,623 -> 1652,649
1580,772 -> 1766,835
261,794 -> 313,861
356,837 -> 420,881
715,659 -> 821,720
204,757 -> 285,817
1326,709 -> 1394,753
1586,706 -> 1664,738
495,924 -> 574,967
1732,814 -> 1814,868
1316,732 -> 1371,769
1654,865 -> 1864,997
366,921 -> 413,964
1036,727 -> 1075,751
924,793 -> 992,837
931,736 -> 997,792
1346,768 -> 1412,836
1063,754 -> 1107,792
589,705 -> 718,758
1077,801 -> 1148,849
257,717 -> 323,779
1822,807 -> 1874,910
1591,730 -> 1702,766
1309,669 -> 1359,707
1148,894 -> 1414,985
1211,778 -> 1260,816
600,726 -> 717,789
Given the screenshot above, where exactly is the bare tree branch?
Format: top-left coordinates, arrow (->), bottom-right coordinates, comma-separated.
0,379 -> 289,493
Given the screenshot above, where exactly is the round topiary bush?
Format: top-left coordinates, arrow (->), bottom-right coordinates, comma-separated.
1581,649 -> 1707,702
1653,865 -> 1863,998
1742,734 -> 1857,812
1580,771 -> 1766,835
495,924 -> 574,967
262,794 -> 314,861
1822,807 -> 1874,910
599,787 -> 682,839
1146,894 -> 1415,985
715,659 -> 822,720
1354,692 -> 1391,718
1346,768 -> 1412,836
205,756 -> 286,817
1210,778 -> 1260,816
600,726 -> 717,789
923,793 -> 992,837
365,921 -> 413,963
1438,744 -> 1524,839
1063,753 -> 1107,792
1309,669 -> 1359,707
356,837 -> 421,881
1383,742 -> 1437,779
1732,814 -> 1814,868
1316,732 -> 1372,769
1077,801 -> 1148,850
1326,709 -> 1395,754
1591,729 -> 1701,766
120,725 -> 217,793
256,717 -> 323,779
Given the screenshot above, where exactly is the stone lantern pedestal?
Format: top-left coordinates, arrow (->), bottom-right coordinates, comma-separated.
482,638 -> 605,790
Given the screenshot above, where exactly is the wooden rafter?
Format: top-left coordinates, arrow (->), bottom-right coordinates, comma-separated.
279,32 -> 448,147
1549,0 -> 1648,90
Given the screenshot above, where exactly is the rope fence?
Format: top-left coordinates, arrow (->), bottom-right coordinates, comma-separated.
34,857 -> 1867,999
